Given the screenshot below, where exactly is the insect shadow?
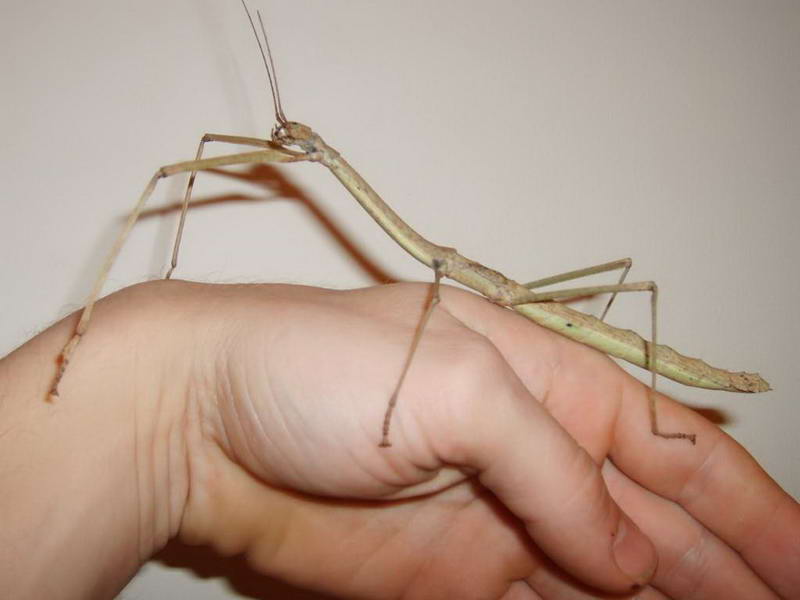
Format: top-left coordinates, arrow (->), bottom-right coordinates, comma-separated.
137,163 -> 399,285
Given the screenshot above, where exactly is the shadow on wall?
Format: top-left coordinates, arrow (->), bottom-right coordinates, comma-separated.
137,162 -> 399,285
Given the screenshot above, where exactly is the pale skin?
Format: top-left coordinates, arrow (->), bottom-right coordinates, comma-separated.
2,281 -> 797,600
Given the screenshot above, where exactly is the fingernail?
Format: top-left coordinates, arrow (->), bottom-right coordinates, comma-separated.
612,516 -> 657,586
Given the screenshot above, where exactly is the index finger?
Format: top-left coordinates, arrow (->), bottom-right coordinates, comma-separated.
440,285 -> 800,597
610,390 -> 800,599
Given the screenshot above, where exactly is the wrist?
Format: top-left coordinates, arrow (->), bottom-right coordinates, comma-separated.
0,281 -> 196,599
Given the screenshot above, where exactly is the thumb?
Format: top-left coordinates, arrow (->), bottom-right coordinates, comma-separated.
439,376 -> 656,592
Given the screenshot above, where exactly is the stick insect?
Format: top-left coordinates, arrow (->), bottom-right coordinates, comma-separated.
48,2 -> 769,448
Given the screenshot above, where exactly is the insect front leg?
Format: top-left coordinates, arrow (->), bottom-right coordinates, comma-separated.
166,134 -> 276,279
49,146 -> 307,400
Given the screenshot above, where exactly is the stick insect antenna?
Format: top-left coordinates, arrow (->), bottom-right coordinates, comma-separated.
256,10 -> 288,124
239,0 -> 287,125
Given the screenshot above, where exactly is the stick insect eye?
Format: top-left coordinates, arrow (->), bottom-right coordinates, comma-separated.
272,124 -> 286,140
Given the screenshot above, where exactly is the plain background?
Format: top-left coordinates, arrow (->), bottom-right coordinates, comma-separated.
1,1 -> 797,598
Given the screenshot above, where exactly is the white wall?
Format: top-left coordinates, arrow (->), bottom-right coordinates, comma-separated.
1,1 -> 797,598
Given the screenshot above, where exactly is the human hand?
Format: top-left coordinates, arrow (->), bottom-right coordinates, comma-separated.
169,281 -> 798,599
2,281 -> 797,599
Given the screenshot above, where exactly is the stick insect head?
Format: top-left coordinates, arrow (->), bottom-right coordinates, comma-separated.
240,2 -> 320,153
271,121 -> 318,152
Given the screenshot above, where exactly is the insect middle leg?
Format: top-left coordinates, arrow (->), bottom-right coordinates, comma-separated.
380,260 -> 444,448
